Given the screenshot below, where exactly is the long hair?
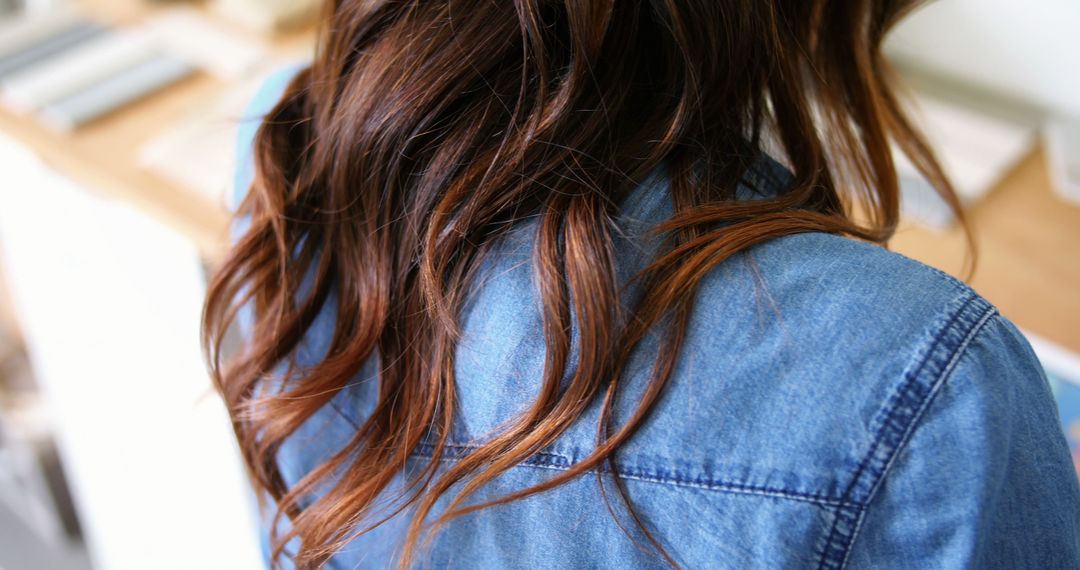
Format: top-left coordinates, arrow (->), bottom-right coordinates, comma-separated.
203,1 -> 965,567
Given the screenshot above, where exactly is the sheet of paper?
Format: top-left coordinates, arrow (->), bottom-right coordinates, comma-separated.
143,8 -> 268,81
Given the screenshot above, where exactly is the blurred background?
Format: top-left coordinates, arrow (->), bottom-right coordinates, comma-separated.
0,1 -> 1077,568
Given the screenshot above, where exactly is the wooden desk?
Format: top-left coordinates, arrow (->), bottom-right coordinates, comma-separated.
0,2 -> 1077,354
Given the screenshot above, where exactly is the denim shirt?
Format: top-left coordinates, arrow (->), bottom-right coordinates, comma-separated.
233,67 -> 1080,569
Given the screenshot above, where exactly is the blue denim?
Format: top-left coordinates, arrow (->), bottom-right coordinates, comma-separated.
233,67 -> 1080,569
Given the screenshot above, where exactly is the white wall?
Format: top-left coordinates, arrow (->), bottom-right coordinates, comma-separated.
0,133 -> 263,570
887,0 -> 1080,116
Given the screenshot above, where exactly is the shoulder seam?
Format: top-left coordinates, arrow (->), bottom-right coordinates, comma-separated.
856,294 -> 998,503
815,291 -> 998,570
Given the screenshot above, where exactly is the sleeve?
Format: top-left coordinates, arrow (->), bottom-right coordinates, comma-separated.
845,313 -> 1080,569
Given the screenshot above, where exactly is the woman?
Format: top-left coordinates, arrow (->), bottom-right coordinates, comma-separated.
203,1 -> 1080,568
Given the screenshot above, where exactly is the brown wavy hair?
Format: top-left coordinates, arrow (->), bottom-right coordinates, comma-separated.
203,1 -> 966,567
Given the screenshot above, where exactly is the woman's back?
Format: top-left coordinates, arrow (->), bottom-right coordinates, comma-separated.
234,69 -> 1080,569
211,2 -> 1080,567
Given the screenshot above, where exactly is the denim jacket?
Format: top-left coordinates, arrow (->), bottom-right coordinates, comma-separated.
233,67 -> 1080,569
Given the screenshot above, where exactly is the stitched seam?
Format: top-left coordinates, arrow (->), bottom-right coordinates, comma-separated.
837,306 -> 997,569
836,502 -> 870,570
815,292 -> 991,570
415,443 -> 853,507
814,293 -> 970,568
816,507 -> 862,570
327,399 -> 361,430
329,408 -> 856,509
414,448 -> 851,508
861,306 -> 996,503
842,294 -> 977,501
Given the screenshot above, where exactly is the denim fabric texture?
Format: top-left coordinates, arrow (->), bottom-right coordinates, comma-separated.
232,67 -> 1080,569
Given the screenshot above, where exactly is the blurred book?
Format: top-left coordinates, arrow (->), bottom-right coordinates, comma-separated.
38,54 -> 195,132
1,29 -> 158,114
0,7 -> 274,131
0,20 -> 105,79
0,13 -> 190,130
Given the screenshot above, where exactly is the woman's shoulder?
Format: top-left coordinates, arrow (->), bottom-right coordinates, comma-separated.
677,226 -> 1008,397
590,230 -> 1079,566
662,228 -> 1031,453
597,226 -> 1047,487
728,233 -> 1078,568
726,229 -> 986,348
